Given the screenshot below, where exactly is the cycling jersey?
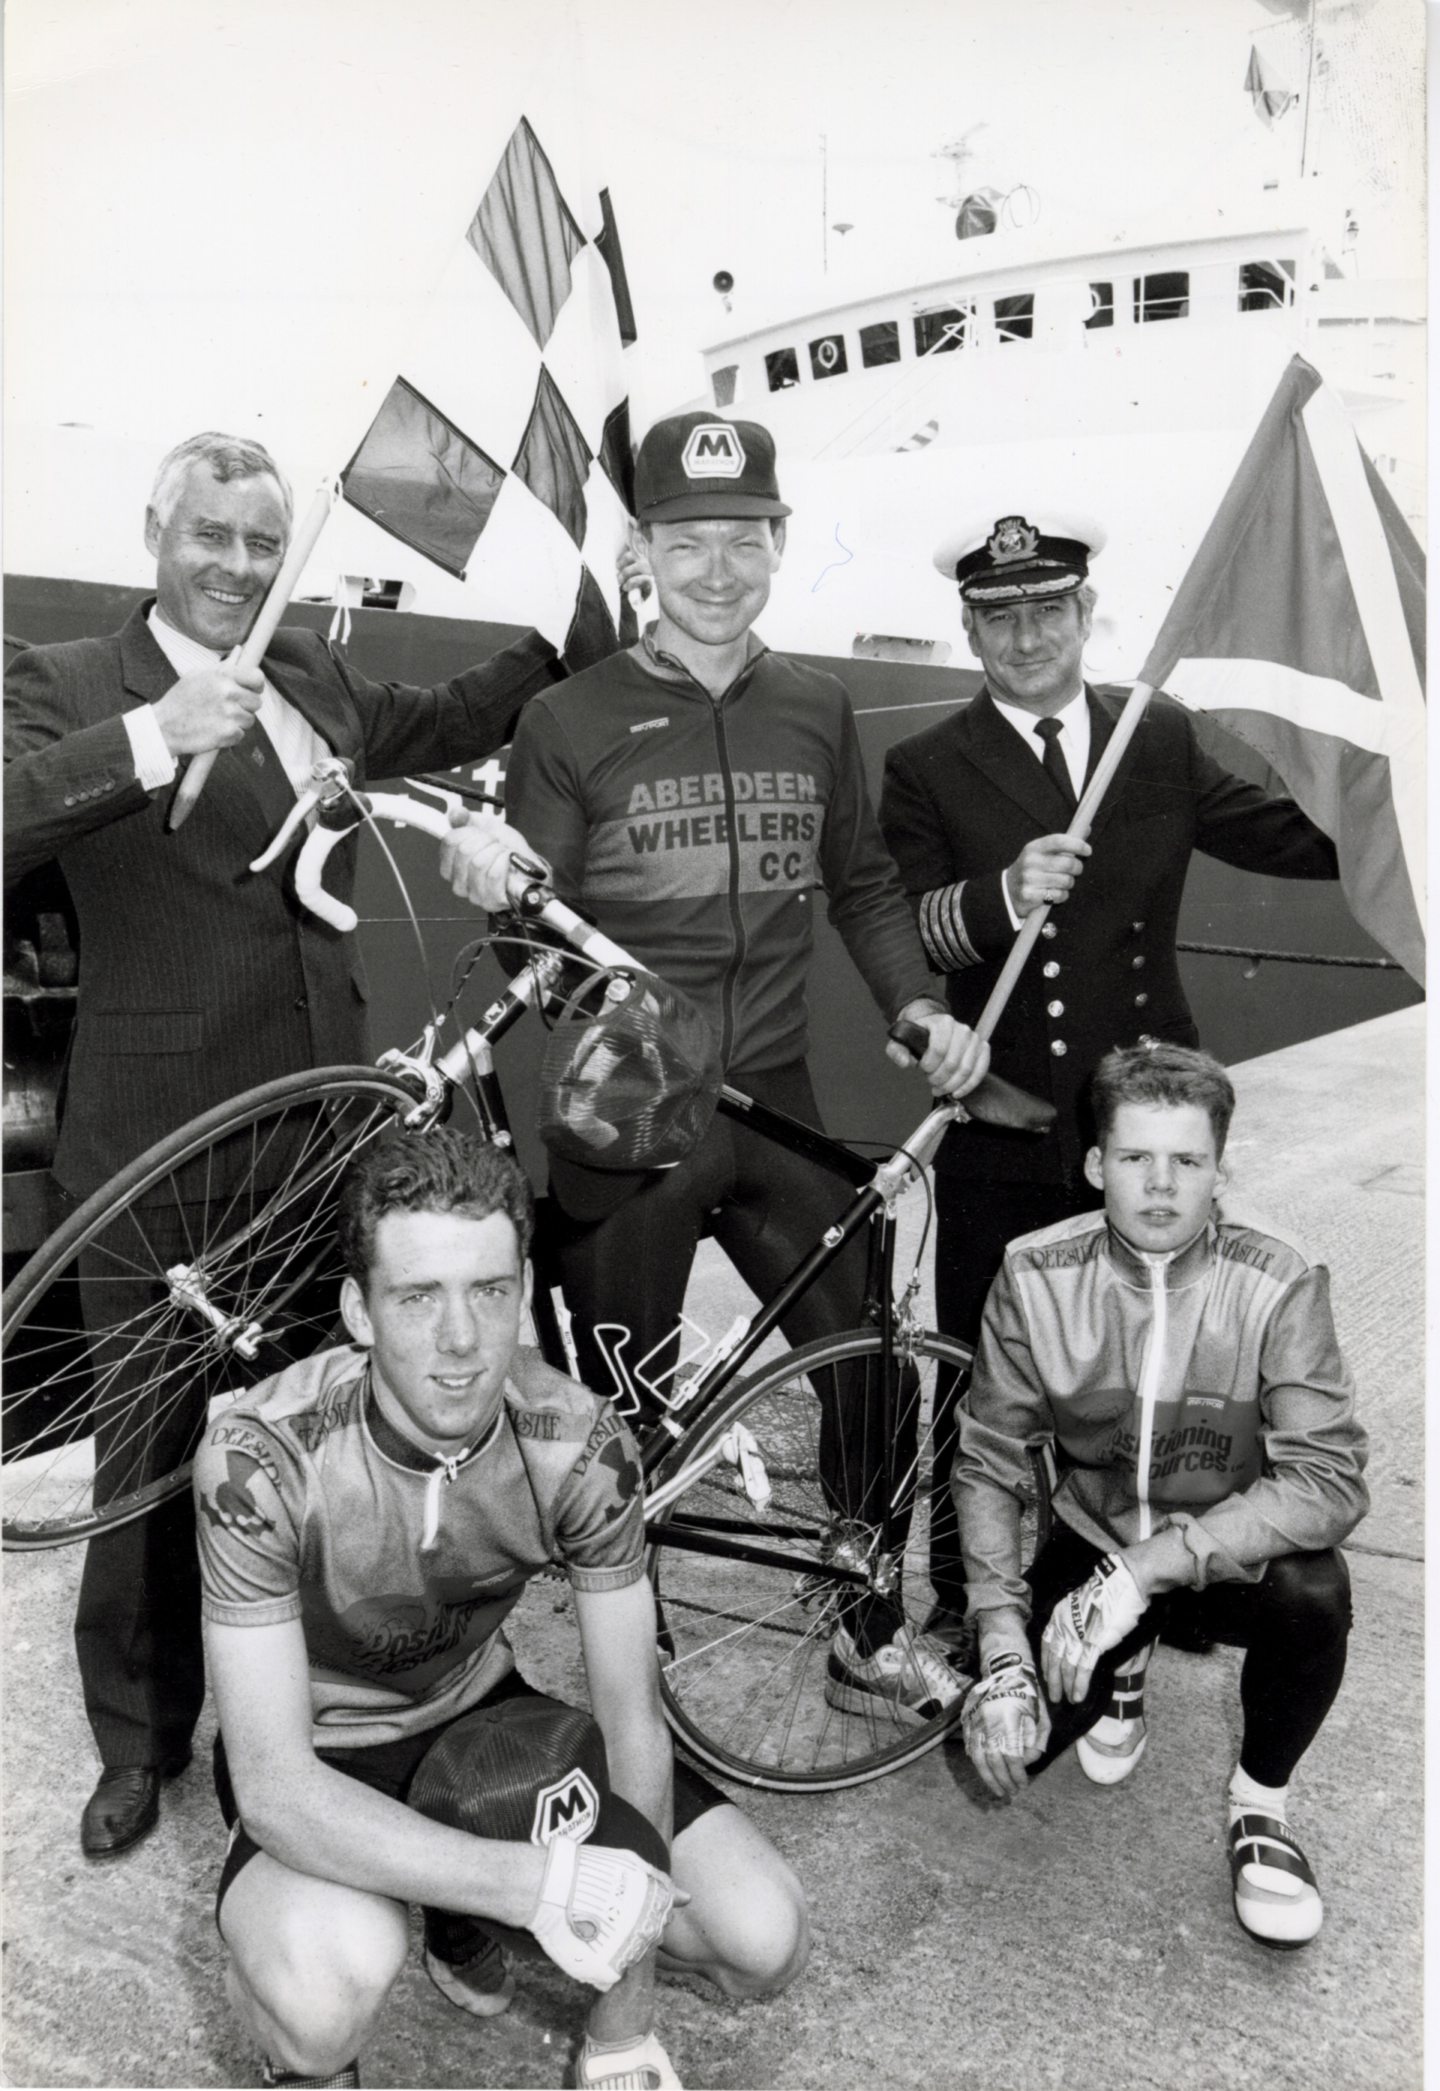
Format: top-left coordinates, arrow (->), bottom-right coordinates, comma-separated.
195,1344 -> 644,1748
504,636 -> 933,1075
954,1208 -> 1369,1660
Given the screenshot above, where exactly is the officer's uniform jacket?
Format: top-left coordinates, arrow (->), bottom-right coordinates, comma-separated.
879,684 -> 1339,1187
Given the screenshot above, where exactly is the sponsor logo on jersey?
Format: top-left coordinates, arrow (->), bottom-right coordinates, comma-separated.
630,717 -> 669,734
681,424 -> 746,479
532,1769 -> 600,1846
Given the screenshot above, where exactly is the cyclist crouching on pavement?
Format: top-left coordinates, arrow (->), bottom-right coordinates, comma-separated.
953,1044 -> 1367,1947
194,1128 -> 807,2090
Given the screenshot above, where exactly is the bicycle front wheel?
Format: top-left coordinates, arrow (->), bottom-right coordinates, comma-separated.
645,1326 -> 1052,1792
2,1066 -> 425,1549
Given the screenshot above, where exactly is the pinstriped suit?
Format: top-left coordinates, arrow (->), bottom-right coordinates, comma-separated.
3,601 -> 563,1767
4,602 -> 562,1199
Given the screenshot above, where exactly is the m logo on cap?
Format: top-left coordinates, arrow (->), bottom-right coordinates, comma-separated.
681,424 -> 747,480
531,1769 -> 600,1846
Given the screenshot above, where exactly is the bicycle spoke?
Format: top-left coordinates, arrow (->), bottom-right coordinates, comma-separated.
647,1329 -> 980,1790
3,1069 -> 417,1549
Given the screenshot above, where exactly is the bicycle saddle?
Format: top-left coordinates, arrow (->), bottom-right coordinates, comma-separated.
963,1071 -> 1058,1133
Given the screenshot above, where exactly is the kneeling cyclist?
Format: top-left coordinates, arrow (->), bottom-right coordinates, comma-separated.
196,1130 -> 807,2090
953,1045 -> 1368,1948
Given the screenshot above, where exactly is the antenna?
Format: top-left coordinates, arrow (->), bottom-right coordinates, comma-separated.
1299,0 -> 1319,179
821,133 -> 828,274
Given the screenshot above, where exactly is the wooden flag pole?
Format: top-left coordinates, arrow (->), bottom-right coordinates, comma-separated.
167,481 -> 339,831
973,681 -> 1157,1044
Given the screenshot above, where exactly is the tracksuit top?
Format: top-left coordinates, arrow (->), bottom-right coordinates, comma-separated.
504,637 -> 934,1076
195,1345 -> 644,1748
953,1208 -> 1369,1659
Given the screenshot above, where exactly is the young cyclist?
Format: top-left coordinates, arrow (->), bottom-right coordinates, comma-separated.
952,1043 -> 1368,1947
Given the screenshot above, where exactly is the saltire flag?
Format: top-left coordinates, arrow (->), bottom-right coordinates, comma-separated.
1244,45 -> 1298,126
1139,353 -> 1425,983
341,116 -> 638,669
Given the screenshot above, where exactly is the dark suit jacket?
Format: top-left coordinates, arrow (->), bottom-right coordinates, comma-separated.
4,603 -> 562,1195
879,684 -> 1339,1186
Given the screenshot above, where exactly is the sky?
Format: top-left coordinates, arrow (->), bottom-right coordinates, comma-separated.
2,0 -> 1426,595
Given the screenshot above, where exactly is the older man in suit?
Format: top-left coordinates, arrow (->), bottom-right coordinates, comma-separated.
878,511 -> 1340,1648
4,430 -> 567,1856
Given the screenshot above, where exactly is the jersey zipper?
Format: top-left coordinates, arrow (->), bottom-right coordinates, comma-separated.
708,697 -> 748,1068
638,642 -> 761,1071
1132,1255 -> 1171,1543
421,1450 -> 470,1551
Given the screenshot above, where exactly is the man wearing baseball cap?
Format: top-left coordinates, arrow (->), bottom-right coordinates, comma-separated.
500,409 -> 991,1725
878,508 -> 1340,1759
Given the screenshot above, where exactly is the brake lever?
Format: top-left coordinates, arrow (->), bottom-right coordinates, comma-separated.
249,756 -> 355,873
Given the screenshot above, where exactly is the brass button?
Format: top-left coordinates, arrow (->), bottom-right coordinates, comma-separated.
1132,921 -> 1145,933
1051,1039 -> 1067,1057
1047,999 -> 1065,1018
1132,954 -> 1146,970
1041,922 -> 1058,940
1134,992 -> 1149,1007
1138,1032 -> 1154,1045
1042,961 -> 1060,979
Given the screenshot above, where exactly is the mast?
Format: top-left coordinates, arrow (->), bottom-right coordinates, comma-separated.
1298,0 -> 1319,180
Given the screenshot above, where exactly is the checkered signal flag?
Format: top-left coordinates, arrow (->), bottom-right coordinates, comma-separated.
340,117 -> 640,675
171,118 -> 639,829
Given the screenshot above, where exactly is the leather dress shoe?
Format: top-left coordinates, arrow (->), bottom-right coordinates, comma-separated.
81,1753 -> 191,1858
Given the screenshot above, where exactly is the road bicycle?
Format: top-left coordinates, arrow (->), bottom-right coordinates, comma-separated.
2,759 -> 1053,1790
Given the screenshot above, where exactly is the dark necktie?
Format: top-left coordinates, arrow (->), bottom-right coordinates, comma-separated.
1034,716 -> 1076,814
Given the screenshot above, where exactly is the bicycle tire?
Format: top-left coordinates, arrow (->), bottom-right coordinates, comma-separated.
644,1327 -> 1051,1792
2,1066 -> 425,1550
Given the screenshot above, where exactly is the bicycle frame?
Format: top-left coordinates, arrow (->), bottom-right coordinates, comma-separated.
267,763 -> 968,1554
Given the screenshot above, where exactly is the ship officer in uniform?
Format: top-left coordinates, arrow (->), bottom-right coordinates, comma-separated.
878,509 -> 1341,1667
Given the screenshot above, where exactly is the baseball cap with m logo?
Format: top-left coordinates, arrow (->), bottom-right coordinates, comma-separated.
633,409 -> 791,523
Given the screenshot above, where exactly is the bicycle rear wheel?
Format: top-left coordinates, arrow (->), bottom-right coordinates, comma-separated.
2,1066 -> 425,1549
645,1327 -> 1050,1792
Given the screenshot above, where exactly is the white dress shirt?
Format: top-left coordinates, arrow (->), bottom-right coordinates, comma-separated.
123,607 -> 329,794
989,684 -> 1090,930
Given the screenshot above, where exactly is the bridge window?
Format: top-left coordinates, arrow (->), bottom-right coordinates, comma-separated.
994,292 -> 1034,343
1238,259 -> 1295,312
765,346 -> 801,392
1133,271 -> 1189,322
914,304 -> 972,356
809,332 -> 849,380
860,320 -> 901,367
1085,281 -> 1114,329
711,364 -> 739,408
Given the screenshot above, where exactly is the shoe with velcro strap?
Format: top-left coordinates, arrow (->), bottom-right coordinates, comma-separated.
1075,1661 -> 1149,1786
1228,1811 -> 1324,1947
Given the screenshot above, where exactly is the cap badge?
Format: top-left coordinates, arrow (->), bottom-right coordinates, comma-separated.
681,423 -> 747,480
987,515 -> 1040,564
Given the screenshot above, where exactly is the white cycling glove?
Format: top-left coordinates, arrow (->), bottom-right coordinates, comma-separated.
1041,1553 -> 1148,1704
960,1650 -> 1049,1798
527,1836 -> 676,1991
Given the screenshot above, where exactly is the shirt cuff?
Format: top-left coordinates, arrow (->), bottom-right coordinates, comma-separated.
1001,872 -> 1022,933
123,704 -> 178,790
